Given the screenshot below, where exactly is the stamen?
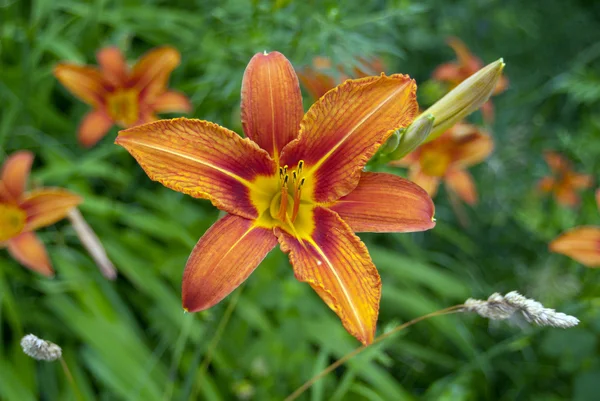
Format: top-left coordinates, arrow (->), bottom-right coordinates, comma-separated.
278,174 -> 289,221
298,160 -> 304,174
291,177 -> 305,223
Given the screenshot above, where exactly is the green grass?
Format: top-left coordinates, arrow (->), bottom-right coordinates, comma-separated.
1,0 -> 600,400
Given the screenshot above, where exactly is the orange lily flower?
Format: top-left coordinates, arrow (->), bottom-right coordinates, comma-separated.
116,51 -> 436,345
0,151 -> 82,276
549,189 -> 600,267
298,56 -> 386,100
538,151 -> 593,207
54,46 -> 192,148
432,37 -> 508,121
390,123 -> 493,205
550,227 -> 600,267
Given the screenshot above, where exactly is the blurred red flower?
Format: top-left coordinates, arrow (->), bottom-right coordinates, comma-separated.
0,151 -> 81,275
54,46 -> 191,147
538,151 -> 592,207
391,123 -> 493,205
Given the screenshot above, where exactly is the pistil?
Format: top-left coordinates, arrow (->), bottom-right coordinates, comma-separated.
274,161 -> 306,224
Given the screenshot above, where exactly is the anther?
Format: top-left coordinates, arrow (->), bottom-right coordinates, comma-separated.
298,160 -> 304,173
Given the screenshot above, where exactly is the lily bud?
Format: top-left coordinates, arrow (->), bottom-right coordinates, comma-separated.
378,128 -> 402,156
423,58 -> 505,141
389,113 -> 434,160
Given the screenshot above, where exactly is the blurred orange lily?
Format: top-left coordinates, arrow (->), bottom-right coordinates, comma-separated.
54,46 -> 192,148
298,56 -> 386,100
391,123 -> 493,205
432,37 -> 508,121
0,151 -> 82,276
116,51 -> 435,345
549,189 -> 600,267
538,151 -> 593,207
550,227 -> 600,267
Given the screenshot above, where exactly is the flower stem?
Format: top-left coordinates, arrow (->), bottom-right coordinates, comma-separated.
285,304 -> 465,401
192,285 -> 244,398
60,357 -> 84,401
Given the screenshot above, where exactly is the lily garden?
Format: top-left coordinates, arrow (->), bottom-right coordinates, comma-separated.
1,1 -> 599,400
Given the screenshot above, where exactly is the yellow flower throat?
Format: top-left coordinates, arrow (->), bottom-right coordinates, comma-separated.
107,89 -> 139,126
0,204 -> 26,242
252,159 -> 315,236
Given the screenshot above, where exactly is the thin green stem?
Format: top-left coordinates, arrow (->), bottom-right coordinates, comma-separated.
162,312 -> 193,401
60,357 -> 84,401
285,304 -> 466,401
192,286 -> 244,398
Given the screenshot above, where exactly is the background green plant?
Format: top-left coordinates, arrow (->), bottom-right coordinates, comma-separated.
1,0 -> 599,400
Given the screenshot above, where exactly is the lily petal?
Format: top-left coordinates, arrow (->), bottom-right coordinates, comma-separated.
275,207 -> 381,345
480,100 -> 495,122
78,109 -> 114,148
447,37 -> 482,73
445,169 -> 478,205
452,125 -> 494,168
241,51 -> 303,161
7,232 -> 53,276
281,74 -> 418,203
182,214 -> 277,312
152,90 -> 192,114
54,64 -> 107,107
495,75 -> 509,94
97,47 -> 129,87
353,57 -> 386,77
432,62 -> 463,82
538,177 -> 555,193
20,189 -> 83,232
130,46 -> 180,102
571,173 -> 593,189
409,168 -> 440,198
330,172 -> 435,233
544,151 -> 567,173
1,151 -> 33,201
550,226 -> 600,267
297,67 -> 337,100
555,185 -> 579,207
116,118 -> 276,219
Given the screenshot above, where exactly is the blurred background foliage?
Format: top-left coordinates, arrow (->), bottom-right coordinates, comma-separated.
1,0 -> 600,400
